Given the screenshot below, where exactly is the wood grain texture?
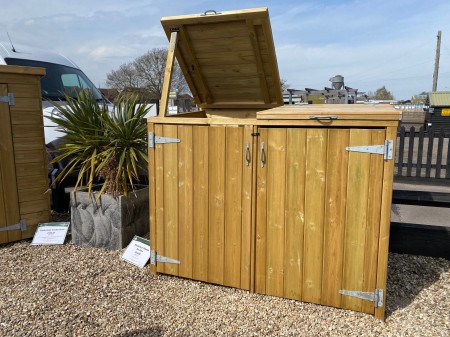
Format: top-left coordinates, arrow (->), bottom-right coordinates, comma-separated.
375,126 -> 397,320
208,126 -> 226,284
341,129 -> 372,312
163,124 -> 179,275
361,129 -> 385,314
154,124 -> 165,273
265,128 -> 286,297
303,128 -> 328,304
241,126 -> 254,291
0,84 -> 21,243
224,126 -> 243,288
255,128 -> 268,294
321,129 -> 349,308
192,126 -> 209,281
148,123 -> 157,274
284,128 -> 306,300
178,125 -> 194,278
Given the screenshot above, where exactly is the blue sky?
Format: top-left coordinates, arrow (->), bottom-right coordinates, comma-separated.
1,0 -> 450,100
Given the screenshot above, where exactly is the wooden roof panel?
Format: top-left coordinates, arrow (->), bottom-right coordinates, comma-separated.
161,8 -> 283,110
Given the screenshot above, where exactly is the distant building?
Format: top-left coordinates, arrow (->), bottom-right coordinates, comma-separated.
284,75 -> 365,104
428,91 -> 450,132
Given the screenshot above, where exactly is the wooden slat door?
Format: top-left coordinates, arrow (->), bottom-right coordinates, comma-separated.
149,124 -> 254,290
0,84 -> 21,244
255,127 -> 387,316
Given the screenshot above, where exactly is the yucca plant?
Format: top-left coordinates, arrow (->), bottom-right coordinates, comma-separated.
48,90 -> 149,198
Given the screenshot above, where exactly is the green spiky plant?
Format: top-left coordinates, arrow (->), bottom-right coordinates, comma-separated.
48,90 -> 149,198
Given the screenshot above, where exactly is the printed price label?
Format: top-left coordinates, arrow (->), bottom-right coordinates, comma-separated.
31,222 -> 70,245
121,236 -> 151,268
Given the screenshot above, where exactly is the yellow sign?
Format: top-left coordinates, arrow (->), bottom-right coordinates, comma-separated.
442,108 -> 450,116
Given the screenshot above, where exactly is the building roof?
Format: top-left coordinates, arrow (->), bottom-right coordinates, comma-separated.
429,91 -> 450,107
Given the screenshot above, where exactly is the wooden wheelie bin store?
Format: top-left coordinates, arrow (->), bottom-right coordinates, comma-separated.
147,8 -> 401,320
0,65 -> 51,245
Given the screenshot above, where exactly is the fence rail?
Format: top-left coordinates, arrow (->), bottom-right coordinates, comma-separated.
395,126 -> 450,180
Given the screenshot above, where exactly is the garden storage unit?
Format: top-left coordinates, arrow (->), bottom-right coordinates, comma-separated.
148,8 -> 401,320
0,65 -> 51,244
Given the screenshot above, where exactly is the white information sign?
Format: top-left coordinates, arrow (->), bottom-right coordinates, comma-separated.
31,222 -> 70,245
121,236 -> 151,268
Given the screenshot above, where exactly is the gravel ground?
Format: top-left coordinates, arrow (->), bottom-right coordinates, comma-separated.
0,217 -> 449,336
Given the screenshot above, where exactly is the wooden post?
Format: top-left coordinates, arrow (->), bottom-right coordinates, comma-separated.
159,30 -> 178,117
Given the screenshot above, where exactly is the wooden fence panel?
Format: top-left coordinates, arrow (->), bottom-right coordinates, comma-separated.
395,126 -> 450,180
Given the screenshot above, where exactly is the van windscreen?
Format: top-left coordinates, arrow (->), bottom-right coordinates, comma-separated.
5,58 -> 103,101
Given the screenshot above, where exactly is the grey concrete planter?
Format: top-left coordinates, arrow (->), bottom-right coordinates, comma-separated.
70,185 -> 149,250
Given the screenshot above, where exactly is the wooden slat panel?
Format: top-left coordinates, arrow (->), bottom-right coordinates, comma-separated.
341,129 -> 372,312
303,129 -> 328,304
163,124 -> 179,275
406,127 -> 415,176
0,84 -> 21,243
426,128 -> 434,178
13,136 -> 45,151
0,154 -> 8,244
284,128 -> 306,300
16,175 -> 47,192
19,199 -> 49,215
178,125 -> 193,279
266,128 -> 286,297
206,76 -> 268,89
0,74 -> 40,84
192,37 -> 256,54
255,128 -> 268,294
321,129 -> 349,308
436,129 -> 445,178
241,126 -> 253,291
416,126 -> 425,177
208,126 -> 226,284
148,123 -> 157,274
224,126 -> 243,288
192,126 -> 209,281
10,110 -> 43,125
186,20 -> 249,40
375,126 -> 397,320
14,150 -> 45,164
12,124 -> 45,138
200,64 -> 258,78
10,97 -> 41,111
154,124 -> 165,273
7,84 -> 40,98
18,187 -> 49,203
361,129 -> 385,314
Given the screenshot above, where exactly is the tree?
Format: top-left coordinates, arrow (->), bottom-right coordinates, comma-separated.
106,48 -> 189,98
280,78 -> 290,92
373,86 -> 394,100
105,62 -> 139,92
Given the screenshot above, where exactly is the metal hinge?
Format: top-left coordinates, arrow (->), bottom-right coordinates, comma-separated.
346,140 -> 394,160
150,250 -> 181,266
339,288 -> 384,307
0,219 -> 26,232
0,93 -> 15,106
148,132 -> 181,148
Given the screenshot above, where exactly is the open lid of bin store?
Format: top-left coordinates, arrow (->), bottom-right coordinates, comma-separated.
160,8 -> 284,111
